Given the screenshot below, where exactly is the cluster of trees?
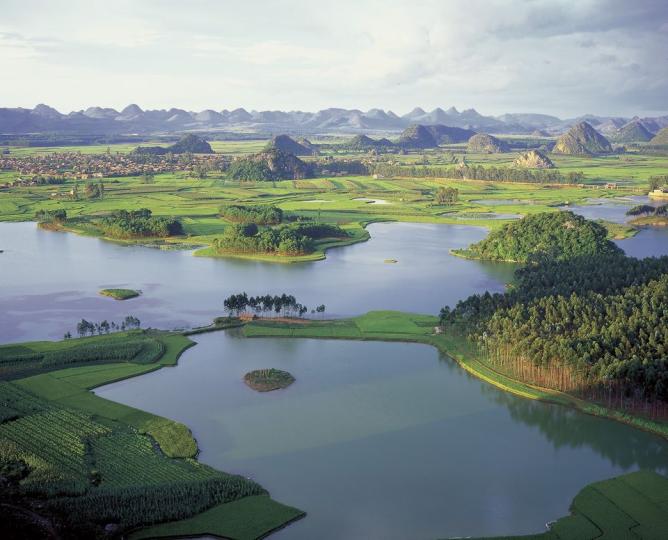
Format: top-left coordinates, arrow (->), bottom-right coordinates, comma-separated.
84,182 -> 104,199
627,204 -> 667,217
441,250 -> 668,410
35,209 -> 67,224
72,316 -> 141,337
214,222 -> 347,256
220,204 -> 283,225
223,292 -> 323,318
98,208 -> 183,239
368,162 -> 584,184
457,211 -> 620,263
649,175 -> 668,191
434,187 -> 459,205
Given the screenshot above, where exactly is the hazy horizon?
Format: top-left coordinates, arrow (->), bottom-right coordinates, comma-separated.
1,0 -> 667,117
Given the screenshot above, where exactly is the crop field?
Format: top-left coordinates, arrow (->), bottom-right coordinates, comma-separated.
0,330 -> 299,537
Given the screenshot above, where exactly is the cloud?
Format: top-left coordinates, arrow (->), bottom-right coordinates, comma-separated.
0,0 -> 666,116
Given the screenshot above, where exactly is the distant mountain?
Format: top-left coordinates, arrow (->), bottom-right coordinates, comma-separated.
467,133 -> 510,153
398,125 -> 438,149
267,134 -> 316,156
650,127 -> 668,146
514,150 -> 555,169
345,134 -> 395,151
1,103 -> 667,139
425,125 -> 476,144
612,120 -> 654,143
134,134 -> 213,155
552,122 -> 612,155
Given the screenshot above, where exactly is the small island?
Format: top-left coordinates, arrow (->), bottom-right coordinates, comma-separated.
99,288 -> 141,300
244,368 -> 295,392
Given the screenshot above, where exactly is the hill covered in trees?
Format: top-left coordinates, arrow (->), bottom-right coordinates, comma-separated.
397,124 -> 476,148
267,134 -> 316,156
552,121 -> 612,155
345,134 -> 395,151
453,211 -> 621,262
441,252 -> 668,407
133,134 -> 213,155
98,209 -> 184,238
467,133 -> 510,153
227,149 -> 312,181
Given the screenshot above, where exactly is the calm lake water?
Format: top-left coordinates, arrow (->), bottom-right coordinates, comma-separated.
1,217 -> 668,539
97,332 -> 668,539
0,221 -> 516,343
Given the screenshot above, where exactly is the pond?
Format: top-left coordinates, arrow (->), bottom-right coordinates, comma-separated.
97,331 -> 668,540
0,221 -> 515,343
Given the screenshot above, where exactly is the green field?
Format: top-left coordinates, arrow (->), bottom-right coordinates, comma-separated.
0,331 -> 302,538
1,139 -> 664,261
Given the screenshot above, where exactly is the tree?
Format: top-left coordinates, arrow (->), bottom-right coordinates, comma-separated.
435,187 -> 459,205
316,304 -> 326,319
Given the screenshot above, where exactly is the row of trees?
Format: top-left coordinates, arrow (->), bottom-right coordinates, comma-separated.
98,208 -> 183,239
369,162 -> 584,184
71,316 -> 141,338
649,175 -> 668,191
627,204 -> 667,217
223,292 -> 325,319
35,209 -> 67,224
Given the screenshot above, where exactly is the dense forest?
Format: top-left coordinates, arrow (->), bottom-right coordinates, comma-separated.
99,209 -> 183,239
35,209 -> 67,224
220,204 -> 283,225
454,211 -> 620,262
441,245 -> 668,414
214,222 -> 347,256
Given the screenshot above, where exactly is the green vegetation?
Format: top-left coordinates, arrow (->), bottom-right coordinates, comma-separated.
214,222 -> 348,257
220,204 -> 283,225
461,471 -> 668,540
228,149 -> 311,180
129,495 -> 305,540
453,211 -> 621,262
98,208 -> 183,239
35,208 -> 67,224
244,369 -> 295,392
99,288 -> 141,300
0,331 -> 299,538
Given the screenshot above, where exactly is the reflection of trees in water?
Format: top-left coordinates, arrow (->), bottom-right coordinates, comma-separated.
482,384 -> 668,472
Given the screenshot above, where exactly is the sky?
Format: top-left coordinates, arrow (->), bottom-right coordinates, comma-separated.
1,0 -> 667,118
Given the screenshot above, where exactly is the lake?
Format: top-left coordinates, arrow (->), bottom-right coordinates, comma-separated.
0,221 -> 516,343
97,331 -> 668,539
2,217 -> 668,538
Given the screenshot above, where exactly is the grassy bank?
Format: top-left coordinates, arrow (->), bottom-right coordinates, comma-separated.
243,311 -> 668,440
0,331 -> 303,538
461,470 -> 668,540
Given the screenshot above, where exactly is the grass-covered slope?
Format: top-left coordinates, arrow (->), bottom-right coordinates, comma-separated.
452,211 -> 621,262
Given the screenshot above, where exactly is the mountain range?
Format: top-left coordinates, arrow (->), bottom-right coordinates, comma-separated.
1,104 -> 667,137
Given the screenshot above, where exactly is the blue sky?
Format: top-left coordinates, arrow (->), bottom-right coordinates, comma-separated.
1,0 -> 667,117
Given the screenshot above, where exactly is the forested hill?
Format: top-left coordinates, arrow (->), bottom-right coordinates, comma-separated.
453,211 -> 621,263
442,248 -> 668,407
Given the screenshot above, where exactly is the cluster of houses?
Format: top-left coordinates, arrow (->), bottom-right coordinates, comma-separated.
0,152 -> 227,186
